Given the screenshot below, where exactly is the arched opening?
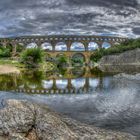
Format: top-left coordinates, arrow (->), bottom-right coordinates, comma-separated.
46,53 -> 55,62
72,67 -> 86,77
55,42 -> 67,51
26,43 -> 38,49
56,79 -> 68,89
71,78 -> 85,89
5,43 -> 13,51
88,42 -> 99,51
71,53 -> 85,67
41,42 -> 52,51
42,80 -> 53,89
56,53 -> 68,68
0,43 -> 3,47
102,42 -> 111,49
71,42 -> 85,51
89,78 -> 99,89
16,43 -> 24,53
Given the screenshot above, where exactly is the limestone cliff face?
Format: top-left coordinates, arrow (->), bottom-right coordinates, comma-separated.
99,48 -> 140,66
0,100 -> 136,140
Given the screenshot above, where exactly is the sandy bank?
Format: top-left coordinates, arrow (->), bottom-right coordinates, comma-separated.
0,65 -> 20,74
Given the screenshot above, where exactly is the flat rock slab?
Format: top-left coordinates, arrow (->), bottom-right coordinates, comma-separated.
0,99 -> 136,140
0,65 -> 20,74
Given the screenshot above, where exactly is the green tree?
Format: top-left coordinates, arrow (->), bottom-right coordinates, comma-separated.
20,48 -> 45,68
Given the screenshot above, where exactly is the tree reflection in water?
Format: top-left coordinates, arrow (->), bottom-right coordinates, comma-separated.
0,67 -> 113,93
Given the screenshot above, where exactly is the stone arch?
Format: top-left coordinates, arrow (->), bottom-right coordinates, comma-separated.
71,53 -> 86,66
16,43 -> 25,52
102,42 -> 111,49
88,42 -> 99,51
71,78 -> 85,89
0,43 -> 3,48
56,79 -> 68,89
41,42 -> 52,51
46,53 -> 55,62
42,80 -> 53,89
26,42 -> 38,49
56,53 -> 68,60
89,78 -> 99,88
55,42 -> 67,51
3,42 -> 13,53
72,67 -> 86,77
71,42 -> 85,51
55,53 -> 68,67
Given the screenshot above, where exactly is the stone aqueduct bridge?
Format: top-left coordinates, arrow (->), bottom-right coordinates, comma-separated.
0,35 -> 128,63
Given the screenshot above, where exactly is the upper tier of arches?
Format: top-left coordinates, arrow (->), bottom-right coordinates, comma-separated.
23,41 -> 112,51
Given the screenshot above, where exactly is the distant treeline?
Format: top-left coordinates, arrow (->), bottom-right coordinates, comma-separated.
90,38 -> 140,62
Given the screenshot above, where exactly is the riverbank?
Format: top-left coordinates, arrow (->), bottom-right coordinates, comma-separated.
98,48 -> 140,73
98,48 -> 140,66
0,65 -> 20,74
0,99 -> 136,140
0,58 -> 56,74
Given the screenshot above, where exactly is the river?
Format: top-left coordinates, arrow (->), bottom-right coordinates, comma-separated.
0,66 -> 140,138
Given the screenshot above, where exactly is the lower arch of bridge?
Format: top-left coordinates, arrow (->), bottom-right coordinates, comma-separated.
41,42 -> 52,51
56,53 -> 68,60
71,42 -> 85,51
71,67 -> 86,77
0,43 -> 3,47
71,53 -> 86,65
55,53 -> 68,59
46,53 -> 55,62
5,43 -> 13,50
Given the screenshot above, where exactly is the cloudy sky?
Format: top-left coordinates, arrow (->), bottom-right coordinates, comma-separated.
0,0 -> 140,38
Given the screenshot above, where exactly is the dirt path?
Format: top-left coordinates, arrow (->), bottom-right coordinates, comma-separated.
0,65 -> 20,74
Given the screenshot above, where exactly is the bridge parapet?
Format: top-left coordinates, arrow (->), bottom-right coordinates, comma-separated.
0,35 -> 128,45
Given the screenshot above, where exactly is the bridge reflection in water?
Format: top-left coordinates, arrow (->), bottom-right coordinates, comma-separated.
0,67 -> 112,94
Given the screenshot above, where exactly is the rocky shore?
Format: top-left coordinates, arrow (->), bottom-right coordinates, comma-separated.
98,48 -> 140,66
0,99 -> 136,140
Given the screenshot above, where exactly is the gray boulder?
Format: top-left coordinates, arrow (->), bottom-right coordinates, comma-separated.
99,48 -> 140,66
0,100 -> 136,140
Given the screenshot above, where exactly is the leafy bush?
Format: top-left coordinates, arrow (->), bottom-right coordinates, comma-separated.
0,47 -> 11,58
57,56 -> 67,63
20,48 -> 45,68
16,44 -> 24,53
90,38 -> 140,62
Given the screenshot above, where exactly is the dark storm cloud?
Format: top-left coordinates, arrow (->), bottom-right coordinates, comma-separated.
133,27 -> 140,35
0,0 -> 140,37
66,0 -> 139,7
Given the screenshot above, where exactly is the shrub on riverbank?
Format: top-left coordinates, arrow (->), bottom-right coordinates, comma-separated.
91,38 -> 140,62
0,47 -> 11,58
20,48 -> 45,68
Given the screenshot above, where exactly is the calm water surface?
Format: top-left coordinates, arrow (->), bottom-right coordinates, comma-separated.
0,67 -> 140,138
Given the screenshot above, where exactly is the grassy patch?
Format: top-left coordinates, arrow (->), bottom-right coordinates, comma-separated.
0,58 -> 24,68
